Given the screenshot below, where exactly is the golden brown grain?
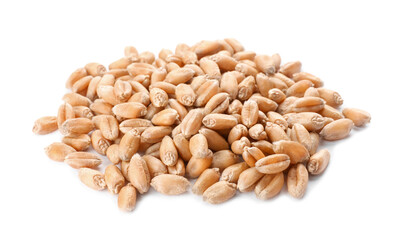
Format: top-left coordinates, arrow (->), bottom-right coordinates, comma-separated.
62,134 -> 91,151
78,168 -> 106,191
119,129 -> 140,161
192,168 -> 220,195
211,150 -> 239,172
91,129 -> 111,155
255,154 -> 290,174
128,154 -> 150,194
320,119 -> 354,141
118,183 -> 137,212
105,165 -> 125,194
203,181 -> 237,204
342,108 -> 371,127
237,167 -> 264,192
151,174 -> 190,195
199,127 -> 229,151
33,116 -> 58,135
287,163 -> 308,198
35,38 -> 371,210
254,172 -> 284,200
65,152 -> 102,169
307,149 -> 330,175
160,136 -> 178,166
44,142 -> 76,162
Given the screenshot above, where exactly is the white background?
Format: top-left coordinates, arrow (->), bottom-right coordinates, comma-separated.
1,0 -> 400,239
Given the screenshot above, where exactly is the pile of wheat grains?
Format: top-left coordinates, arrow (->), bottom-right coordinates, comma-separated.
33,39 -> 371,211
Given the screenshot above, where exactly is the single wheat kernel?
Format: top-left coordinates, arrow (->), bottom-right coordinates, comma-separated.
221,162 -> 249,183
65,152 -> 102,169
119,129 -> 140,161
90,100 -> 113,115
195,40 -> 222,58
60,118 -> 94,136
304,87 -> 320,97
319,105 -> 344,120
119,119 -> 153,134
57,103 -> 75,129
255,154 -> 290,174
85,62 -> 106,76
287,163 -> 308,198
279,61 -> 302,78
180,109 -> 204,138
342,108 -> 371,127
250,95 -> 278,112
186,150 -> 213,178
173,134 -> 192,162
273,140 -> 310,164
128,154 -> 150,194
106,144 -> 121,165
143,155 -> 168,178
72,75 -> 92,93
248,124 -> 267,141
238,76 -> 256,101
284,112 -> 325,131
62,92 -> 91,107
91,130 -> 111,155
255,55 -> 276,74
292,97 -> 325,112
104,165 -> 125,194
151,109 -> 179,126
293,72 -> 323,88
189,134 -> 209,158
73,106 -> 93,119
62,134 -> 91,151
228,99 -> 243,114
317,88 -> 343,108
307,149 -> 330,175
199,58 -> 221,80
237,167 -> 264,192
78,168 -> 106,191
286,80 -> 314,97
160,136 -> 178,166
33,116 -> 58,135
203,181 -> 237,204
265,122 -> 290,142
204,93 -> 230,114
241,100 -> 259,128
320,119 -> 354,141
199,127 -> 229,151
141,126 -> 172,143
150,82 -> 176,96
202,113 -> 238,130
45,142 -> 76,162
290,123 -> 312,152
175,83 -> 196,107
151,174 -> 190,195
118,183 -> 137,212
112,102 -> 147,119
233,51 -> 256,61
250,140 -> 272,154
192,168 -> 221,195
254,172 -> 284,200
211,150 -> 239,172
